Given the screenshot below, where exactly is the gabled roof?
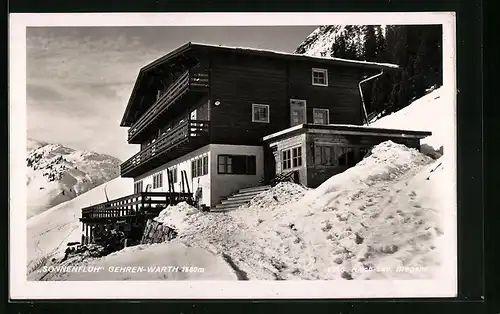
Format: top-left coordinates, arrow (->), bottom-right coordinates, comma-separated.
121,42 -> 401,127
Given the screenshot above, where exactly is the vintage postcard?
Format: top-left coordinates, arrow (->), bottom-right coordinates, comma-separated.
10,12 -> 457,299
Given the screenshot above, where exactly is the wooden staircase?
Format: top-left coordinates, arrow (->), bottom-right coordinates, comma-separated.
212,185 -> 271,212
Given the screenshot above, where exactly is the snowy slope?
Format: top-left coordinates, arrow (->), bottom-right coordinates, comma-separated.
35,242 -> 238,281
369,86 -> 448,156
28,142 -> 446,281
153,142 -> 444,280
27,138 -> 48,152
26,139 -> 122,218
27,177 -> 133,274
27,177 -> 238,281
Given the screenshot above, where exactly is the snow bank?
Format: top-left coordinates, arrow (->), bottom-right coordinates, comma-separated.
245,182 -> 309,209
27,177 -> 133,274
370,86 -> 449,155
29,142 -> 446,281
301,141 -> 433,208
174,141 -> 444,280
26,140 -> 122,218
38,242 -> 238,281
153,202 -> 199,234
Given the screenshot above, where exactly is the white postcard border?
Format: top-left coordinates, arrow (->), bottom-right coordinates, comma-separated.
9,12 -> 457,299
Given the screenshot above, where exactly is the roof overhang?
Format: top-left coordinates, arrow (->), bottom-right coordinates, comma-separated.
262,124 -> 432,143
120,43 -> 194,127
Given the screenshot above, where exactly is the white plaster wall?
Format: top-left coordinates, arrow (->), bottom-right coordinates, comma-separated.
133,144 -> 264,208
133,145 -> 211,206
209,144 -> 264,207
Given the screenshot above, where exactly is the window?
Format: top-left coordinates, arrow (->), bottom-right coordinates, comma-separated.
218,155 -> 256,175
314,145 -> 336,166
312,68 -> 328,86
290,99 -> 307,126
134,181 -> 143,193
192,155 -> 209,178
282,146 -> 302,170
168,167 -> 178,183
197,158 -> 202,177
153,172 -> 163,189
252,104 -> 270,123
282,150 -> 291,170
313,108 -> 330,125
202,155 -> 208,175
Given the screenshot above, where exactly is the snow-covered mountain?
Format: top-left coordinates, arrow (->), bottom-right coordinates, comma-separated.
295,25 -> 370,58
26,138 -> 122,218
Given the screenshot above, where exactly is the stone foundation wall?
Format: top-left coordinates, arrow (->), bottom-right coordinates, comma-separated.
140,219 -> 178,244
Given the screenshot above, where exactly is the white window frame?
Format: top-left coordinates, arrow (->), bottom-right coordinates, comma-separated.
152,172 -> 163,189
252,103 -> 270,123
282,146 -> 303,170
312,68 -> 328,86
290,99 -> 307,126
313,108 -> 330,125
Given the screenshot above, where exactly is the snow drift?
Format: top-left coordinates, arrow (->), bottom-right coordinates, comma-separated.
26,138 -> 122,218
144,142 -> 445,280
36,242 -> 238,281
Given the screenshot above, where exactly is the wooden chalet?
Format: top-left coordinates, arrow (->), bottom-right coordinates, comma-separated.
80,42 -> 431,245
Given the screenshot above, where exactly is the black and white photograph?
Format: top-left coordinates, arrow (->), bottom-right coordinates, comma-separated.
10,12 -> 457,299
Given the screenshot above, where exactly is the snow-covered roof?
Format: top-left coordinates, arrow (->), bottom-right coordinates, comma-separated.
262,123 -> 432,142
189,42 -> 400,70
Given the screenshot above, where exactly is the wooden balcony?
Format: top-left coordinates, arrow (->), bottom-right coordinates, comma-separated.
120,120 -> 210,178
80,191 -> 194,223
128,69 -> 209,143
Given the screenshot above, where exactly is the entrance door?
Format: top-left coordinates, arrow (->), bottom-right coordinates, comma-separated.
290,99 -> 307,127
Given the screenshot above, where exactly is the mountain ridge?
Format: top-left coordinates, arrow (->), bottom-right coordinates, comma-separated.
26,138 -> 122,219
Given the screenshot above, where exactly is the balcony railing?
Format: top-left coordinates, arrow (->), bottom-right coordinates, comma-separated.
120,120 -> 210,177
128,70 -> 209,141
80,191 -> 194,221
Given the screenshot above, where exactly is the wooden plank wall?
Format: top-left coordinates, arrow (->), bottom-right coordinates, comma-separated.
288,62 -> 378,125
304,132 -> 421,188
209,52 -> 288,145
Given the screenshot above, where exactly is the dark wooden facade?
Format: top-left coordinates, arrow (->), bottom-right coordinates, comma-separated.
263,124 -> 432,188
119,43 -> 399,178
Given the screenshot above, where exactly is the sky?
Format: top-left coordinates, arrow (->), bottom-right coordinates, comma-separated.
26,26 -> 318,160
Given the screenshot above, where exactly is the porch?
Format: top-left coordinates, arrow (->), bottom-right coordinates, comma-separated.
80,191 -> 194,245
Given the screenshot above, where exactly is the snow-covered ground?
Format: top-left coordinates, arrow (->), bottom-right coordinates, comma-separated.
32,242 -> 238,281
141,142 -> 444,280
27,176 -> 133,275
28,141 -> 445,281
370,86 -> 448,156
26,139 -> 122,218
